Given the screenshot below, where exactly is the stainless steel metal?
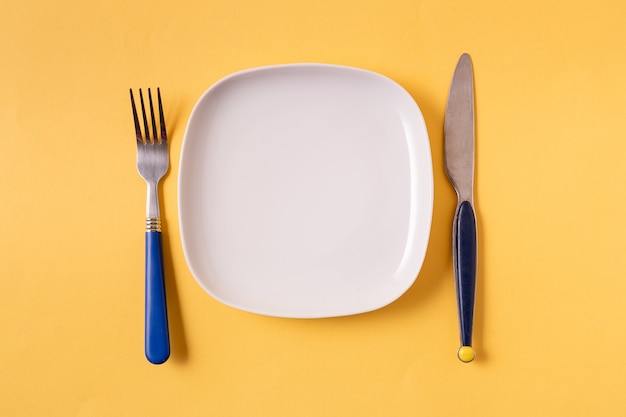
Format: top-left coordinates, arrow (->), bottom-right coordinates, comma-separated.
444,53 -> 474,203
131,88 -> 169,231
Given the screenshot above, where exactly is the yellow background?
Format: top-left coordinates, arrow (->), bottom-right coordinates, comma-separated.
1,0 -> 625,415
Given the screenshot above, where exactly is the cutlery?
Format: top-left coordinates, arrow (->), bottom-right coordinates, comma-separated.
444,54 -> 477,363
131,88 -> 170,364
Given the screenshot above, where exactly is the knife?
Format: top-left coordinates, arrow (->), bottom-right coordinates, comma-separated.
444,53 -> 477,363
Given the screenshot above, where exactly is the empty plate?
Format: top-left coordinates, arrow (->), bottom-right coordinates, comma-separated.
179,64 -> 433,318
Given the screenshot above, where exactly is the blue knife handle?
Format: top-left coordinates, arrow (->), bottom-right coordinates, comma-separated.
454,200 -> 477,351
145,231 -> 170,364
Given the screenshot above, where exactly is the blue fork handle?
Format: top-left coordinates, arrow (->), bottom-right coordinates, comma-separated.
145,231 -> 170,364
453,200 -> 477,361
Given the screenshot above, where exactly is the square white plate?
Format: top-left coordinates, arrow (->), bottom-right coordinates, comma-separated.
179,64 -> 433,318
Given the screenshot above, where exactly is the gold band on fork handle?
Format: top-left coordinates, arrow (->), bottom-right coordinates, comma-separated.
146,217 -> 162,232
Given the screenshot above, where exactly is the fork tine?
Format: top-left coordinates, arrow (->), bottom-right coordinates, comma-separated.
130,89 -> 143,143
139,89 -> 151,144
148,88 -> 159,144
157,88 -> 167,143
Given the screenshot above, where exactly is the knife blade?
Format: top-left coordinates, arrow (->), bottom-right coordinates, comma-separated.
444,53 -> 477,363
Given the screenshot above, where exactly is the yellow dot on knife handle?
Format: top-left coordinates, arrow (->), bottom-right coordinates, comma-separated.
458,346 -> 476,363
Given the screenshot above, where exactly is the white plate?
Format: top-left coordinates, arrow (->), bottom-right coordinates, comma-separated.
179,64 -> 433,318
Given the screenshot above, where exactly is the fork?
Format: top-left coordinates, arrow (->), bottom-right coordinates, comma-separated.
131,88 -> 170,364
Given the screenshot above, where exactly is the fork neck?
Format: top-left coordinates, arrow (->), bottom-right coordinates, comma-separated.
146,182 -> 161,230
